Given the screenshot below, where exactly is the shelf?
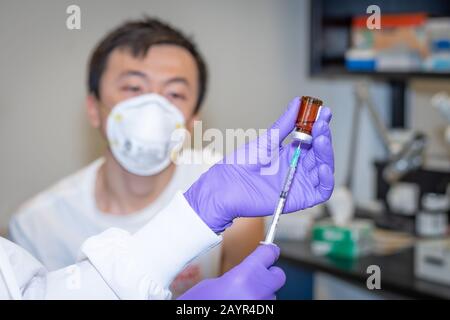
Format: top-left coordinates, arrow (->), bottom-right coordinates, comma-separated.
310,0 -> 450,80
312,67 -> 450,81
310,0 -> 450,128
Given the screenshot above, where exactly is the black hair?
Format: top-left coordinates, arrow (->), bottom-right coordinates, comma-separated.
88,17 -> 208,113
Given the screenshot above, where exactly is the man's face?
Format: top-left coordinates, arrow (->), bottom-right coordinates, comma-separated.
87,44 -> 200,135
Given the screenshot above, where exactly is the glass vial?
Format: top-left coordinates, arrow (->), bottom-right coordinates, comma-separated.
292,96 -> 323,144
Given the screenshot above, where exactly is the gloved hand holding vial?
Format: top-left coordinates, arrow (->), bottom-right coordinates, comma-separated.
263,96 -> 324,244
184,96 -> 334,236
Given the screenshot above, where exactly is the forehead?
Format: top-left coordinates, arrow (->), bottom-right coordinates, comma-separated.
104,44 -> 199,82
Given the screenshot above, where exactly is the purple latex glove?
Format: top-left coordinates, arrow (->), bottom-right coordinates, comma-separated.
185,97 -> 334,233
178,244 -> 285,300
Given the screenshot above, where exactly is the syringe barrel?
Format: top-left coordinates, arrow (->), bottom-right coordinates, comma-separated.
263,145 -> 302,244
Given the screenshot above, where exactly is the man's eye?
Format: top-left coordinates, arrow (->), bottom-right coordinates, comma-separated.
168,92 -> 186,100
123,86 -> 142,93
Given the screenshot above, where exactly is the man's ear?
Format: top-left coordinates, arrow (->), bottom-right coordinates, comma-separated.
187,112 -> 200,135
86,94 -> 101,129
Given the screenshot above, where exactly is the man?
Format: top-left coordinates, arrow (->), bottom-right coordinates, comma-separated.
9,18 -> 263,297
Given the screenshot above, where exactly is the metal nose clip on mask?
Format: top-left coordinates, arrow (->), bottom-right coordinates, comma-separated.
106,93 -> 186,176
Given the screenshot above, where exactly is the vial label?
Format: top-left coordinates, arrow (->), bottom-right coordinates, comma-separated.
295,96 -> 323,136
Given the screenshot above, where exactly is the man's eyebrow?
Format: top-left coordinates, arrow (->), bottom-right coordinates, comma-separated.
118,70 -> 150,82
164,77 -> 190,87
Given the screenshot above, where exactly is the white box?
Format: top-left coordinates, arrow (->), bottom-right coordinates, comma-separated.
415,240 -> 450,286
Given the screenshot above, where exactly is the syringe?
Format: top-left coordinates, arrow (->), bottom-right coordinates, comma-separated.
262,143 -> 302,244
261,96 -> 323,245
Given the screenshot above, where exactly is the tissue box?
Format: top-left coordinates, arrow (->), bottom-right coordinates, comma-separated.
311,219 -> 374,259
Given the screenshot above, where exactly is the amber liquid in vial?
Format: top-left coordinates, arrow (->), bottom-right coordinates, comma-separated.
292,96 -> 323,143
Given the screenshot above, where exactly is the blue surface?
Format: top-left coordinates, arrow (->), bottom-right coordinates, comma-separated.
275,259 -> 314,300
345,59 -> 376,71
433,40 -> 450,51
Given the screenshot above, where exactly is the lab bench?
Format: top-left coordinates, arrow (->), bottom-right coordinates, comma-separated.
277,239 -> 450,300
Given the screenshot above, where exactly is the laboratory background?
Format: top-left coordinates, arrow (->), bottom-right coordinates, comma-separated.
1,0 -> 450,300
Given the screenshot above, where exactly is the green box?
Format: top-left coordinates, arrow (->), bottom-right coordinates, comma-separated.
311,220 -> 374,259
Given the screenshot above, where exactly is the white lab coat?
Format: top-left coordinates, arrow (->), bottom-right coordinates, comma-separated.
0,192 -> 221,299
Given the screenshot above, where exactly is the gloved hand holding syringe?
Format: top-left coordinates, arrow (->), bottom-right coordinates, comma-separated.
262,96 -> 323,244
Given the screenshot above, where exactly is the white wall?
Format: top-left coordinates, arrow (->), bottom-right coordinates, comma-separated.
0,0 -> 448,231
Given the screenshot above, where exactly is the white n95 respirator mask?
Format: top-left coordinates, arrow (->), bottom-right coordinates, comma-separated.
106,93 -> 186,176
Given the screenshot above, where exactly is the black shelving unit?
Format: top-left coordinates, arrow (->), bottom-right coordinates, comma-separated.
310,0 -> 450,128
